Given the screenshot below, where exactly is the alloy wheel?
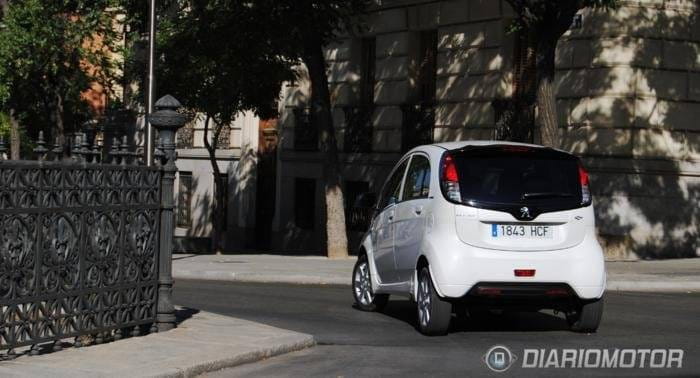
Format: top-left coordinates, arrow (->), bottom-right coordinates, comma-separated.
354,260 -> 373,306
418,271 -> 432,327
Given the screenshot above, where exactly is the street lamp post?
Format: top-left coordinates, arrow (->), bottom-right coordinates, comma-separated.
150,94 -> 187,332
145,0 -> 157,166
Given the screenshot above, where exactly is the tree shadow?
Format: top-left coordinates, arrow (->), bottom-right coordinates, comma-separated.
200,2 -> 698,260
175,306 -> 200,324
557,3 -> 699,259
274,16 -> 512,255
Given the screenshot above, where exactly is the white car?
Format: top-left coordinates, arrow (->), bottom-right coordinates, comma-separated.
352,141 -> 606,336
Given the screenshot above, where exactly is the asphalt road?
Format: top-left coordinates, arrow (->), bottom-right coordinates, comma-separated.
174,280 -> 700,377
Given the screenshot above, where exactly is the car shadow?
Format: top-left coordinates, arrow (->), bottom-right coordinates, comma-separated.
378,299 -> 571,333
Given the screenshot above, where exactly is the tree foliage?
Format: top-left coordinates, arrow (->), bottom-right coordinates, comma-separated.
155,1 -> 295,125
144,0 -> 301,252
139,0 -> 370,255
0,0 -> 122,144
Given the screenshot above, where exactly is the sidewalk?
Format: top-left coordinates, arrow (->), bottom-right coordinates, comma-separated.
173,254 -> 700,292
0,309 -> 314,378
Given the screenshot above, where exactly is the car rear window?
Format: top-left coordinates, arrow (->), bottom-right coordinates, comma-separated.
449,146 -> 582,207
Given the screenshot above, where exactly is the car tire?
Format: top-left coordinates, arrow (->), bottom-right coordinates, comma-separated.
568,297 -> 604,333
352,254 -> 389,312
416,267 -> 452,336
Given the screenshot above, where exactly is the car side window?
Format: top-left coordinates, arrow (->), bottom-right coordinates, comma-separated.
402,155 -> 431,201
379,160 -> 408,209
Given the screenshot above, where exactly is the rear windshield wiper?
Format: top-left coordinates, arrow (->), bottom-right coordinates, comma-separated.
521,192 -> 574,200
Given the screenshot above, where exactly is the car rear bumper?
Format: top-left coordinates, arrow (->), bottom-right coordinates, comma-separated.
448,282 -> 599,311
425,230 -> 606,300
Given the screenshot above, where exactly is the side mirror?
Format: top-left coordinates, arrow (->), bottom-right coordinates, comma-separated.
353,192 -> 377,209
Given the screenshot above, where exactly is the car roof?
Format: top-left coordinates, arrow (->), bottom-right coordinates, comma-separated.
406,141 -> 577,161
431,140 -> 544,150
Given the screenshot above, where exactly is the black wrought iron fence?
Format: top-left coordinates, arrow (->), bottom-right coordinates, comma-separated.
346,206 -> 374,232
0,95 -> 185,354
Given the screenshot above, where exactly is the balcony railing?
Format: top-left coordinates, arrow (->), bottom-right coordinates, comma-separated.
293,107 -> 319,151
401,103 -> 435,152
342,105 -> 374,153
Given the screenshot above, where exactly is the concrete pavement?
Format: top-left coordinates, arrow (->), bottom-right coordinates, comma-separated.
173,254 -> 700,292
0,309 -> 314,378
176,281 -> 700,377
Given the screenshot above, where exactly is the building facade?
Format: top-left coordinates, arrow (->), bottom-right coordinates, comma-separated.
272,0 -> 700,259
173,112 -> 278,252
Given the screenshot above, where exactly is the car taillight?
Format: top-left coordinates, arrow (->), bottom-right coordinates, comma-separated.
441,153 -> 461,202
579,163 -> 591,206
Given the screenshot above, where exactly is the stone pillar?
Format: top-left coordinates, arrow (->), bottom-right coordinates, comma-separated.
149,95 -> 187,332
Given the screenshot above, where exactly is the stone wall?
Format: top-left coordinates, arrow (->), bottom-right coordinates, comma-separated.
556,0 -> 699,258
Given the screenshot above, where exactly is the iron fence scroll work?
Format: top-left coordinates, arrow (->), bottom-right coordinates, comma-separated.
0,95 -> 185,353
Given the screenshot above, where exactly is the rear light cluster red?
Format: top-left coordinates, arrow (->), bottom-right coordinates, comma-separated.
514,269 -> 536,277
578,163 -> 591,206
441,153 -> 461,202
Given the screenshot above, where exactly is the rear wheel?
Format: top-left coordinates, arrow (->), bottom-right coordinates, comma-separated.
567,297 -> 604,333
416,267 -> 452,336
352,255 -> 389,312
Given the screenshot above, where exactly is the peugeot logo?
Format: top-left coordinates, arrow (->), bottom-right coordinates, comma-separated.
520,207 -> 531,219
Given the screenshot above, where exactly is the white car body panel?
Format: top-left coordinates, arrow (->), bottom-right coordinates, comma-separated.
360,141 -> 606,303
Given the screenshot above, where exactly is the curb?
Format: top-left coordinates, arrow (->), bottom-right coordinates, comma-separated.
152,335 -> 316,378
605,280 -> 700,293
174,271 -> 698,293
173,269 -> 349,285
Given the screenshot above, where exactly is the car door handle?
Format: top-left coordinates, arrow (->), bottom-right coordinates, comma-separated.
414,206 -> 423,215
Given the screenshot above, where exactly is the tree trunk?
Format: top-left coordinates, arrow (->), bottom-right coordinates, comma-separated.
535,36 -> 560,147
303,37 -> 348,259
9,110 -> 20,160
203,115 -> 226,254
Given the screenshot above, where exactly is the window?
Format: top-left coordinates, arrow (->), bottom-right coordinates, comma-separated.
294,178 -> 316,230
403,155 -> 431,201
379,160 -> 408,209
360,37 -> 376,105
185,118 -> 236,149
450,146 -> 581,208
344,181 -> 371,231
418,30 -> 437,104
177,172 -> 193,228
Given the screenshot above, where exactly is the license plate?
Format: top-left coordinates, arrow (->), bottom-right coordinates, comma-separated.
491,224 -> 554,239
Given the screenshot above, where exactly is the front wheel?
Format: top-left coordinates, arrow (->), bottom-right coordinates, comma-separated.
416,267 -> 452,336
352,255 -> 389,312
567,297 -> 604,333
